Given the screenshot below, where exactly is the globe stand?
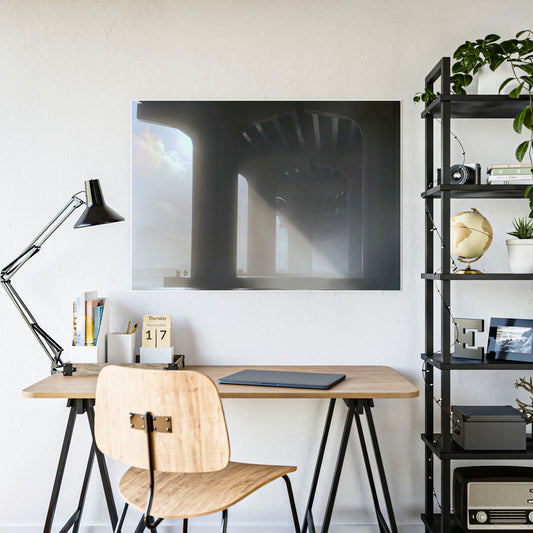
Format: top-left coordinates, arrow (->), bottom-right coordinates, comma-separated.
455,255 -> 483,275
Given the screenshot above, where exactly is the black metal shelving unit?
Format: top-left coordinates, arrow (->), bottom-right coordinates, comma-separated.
422,58 -> 533,533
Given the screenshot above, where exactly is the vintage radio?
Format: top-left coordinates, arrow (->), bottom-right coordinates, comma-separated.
454,466 -> 533,530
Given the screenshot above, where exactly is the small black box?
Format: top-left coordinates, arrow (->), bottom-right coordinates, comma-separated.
452,405 -> 526,450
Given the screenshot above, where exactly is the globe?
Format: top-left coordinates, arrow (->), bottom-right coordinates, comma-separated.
450,208 -> 493,273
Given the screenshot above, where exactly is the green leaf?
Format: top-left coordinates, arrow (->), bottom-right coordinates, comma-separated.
524,106 -> 533,130
509,82 -> 525,98
514,107 -> 528,133
520,75 -> 533,88
452,62 -> 465,73
516,140 -> 530,161
489,57 -> 505,71
525,184 -> 533,199
516,63 -> 533,75
485,34 -> 500,43
453,44 -> 469,58
500,39 -> 519,54
516,30 -> 530,38
498,77 -> 515,94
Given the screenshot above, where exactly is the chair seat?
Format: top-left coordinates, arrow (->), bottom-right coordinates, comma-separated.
119,461 -> 297,519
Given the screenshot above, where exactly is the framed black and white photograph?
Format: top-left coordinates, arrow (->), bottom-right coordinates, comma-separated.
131,100 -> 400,290
487,318 -> 533,363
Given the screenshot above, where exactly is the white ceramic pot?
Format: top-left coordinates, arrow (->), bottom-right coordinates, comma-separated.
477,62 -> 515,95
507,239 -> 533,273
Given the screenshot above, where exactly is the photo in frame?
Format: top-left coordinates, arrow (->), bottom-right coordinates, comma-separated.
487,317 -> 533,363
131,100 -> 400,290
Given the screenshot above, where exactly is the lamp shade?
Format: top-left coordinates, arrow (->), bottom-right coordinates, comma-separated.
74,179 -> 124,228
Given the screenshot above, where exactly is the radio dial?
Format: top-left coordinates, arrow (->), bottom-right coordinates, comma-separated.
475,511 -> 488,524
528,511 -> 533,522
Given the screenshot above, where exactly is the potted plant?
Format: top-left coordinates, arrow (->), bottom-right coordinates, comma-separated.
507,216 -> 533,273
414,30 -> 533,165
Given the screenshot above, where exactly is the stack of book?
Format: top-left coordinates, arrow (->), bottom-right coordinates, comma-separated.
73,291 -> 105,347
487,163 -> 533,185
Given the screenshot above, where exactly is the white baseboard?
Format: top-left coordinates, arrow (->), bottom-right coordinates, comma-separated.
0,525 -> 424,532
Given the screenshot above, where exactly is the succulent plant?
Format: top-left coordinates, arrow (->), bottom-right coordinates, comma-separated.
508,216 -> 533,239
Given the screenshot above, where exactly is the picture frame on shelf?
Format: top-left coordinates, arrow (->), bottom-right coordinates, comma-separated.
487,318 -> 533,363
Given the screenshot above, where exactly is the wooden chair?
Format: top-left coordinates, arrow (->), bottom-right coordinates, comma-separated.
95,366 -> 300,532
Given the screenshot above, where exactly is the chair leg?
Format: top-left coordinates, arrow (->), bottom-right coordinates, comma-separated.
183,518 -> 188,533
114,503 -> 129,533
220,509 -> 228,533
282,475 -> 300,533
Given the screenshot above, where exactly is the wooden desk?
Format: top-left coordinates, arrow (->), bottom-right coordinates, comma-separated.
23,365 -> 418,533
23,365 -> 418,400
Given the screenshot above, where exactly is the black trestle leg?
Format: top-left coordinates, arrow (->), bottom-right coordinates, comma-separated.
85,399 -> 118,528
353,402 -> 387,533
70,443 -> 96,533
183,518 -> 188,532
321,400 -> 355,533
114,503 -> 129,533
302,398 -> 336,533
363,400 -> 398,533
44,400 -> 79,533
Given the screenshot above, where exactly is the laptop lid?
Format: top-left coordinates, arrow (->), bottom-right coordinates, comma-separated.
218,369 -> 346,390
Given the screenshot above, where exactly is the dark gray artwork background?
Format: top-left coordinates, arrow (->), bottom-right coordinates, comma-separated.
132,101 -> 400,290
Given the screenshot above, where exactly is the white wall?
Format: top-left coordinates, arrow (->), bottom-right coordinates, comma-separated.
1,1 -> 532,531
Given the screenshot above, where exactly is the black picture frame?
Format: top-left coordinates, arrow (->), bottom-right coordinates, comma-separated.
487,317 -> 533,363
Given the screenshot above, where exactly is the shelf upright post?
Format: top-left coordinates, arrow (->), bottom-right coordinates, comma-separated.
439,56 -> 452,533
424,60 -> 437,527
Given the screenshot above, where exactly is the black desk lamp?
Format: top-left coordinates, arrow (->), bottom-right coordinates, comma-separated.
1,179 -> 124,374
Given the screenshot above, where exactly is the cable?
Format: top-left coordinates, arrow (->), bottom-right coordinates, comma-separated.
422,200 -> 462,515
426,119 -> 466,189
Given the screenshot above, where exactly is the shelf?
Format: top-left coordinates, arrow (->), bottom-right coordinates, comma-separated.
421,94 -> 530,119
422,433 -> 533,460
421,513 -> 462,533
421,353 -> 533,370
420,60 -> 533,533
422,183 -> 531,199
422,272 -> 533,281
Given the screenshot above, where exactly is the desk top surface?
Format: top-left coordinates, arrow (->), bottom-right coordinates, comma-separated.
22,365 -> 418,400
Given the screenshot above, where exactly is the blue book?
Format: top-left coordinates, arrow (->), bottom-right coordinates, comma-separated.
93,304 -> 104,345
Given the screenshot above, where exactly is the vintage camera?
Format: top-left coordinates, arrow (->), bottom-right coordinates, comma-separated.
437,163 -> 481,185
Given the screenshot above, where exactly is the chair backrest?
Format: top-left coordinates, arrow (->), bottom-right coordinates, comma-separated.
95,366 -> 230,473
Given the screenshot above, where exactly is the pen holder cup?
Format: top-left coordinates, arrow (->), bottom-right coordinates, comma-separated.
107,333 -> 136,364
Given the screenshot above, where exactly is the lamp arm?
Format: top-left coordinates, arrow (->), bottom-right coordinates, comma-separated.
0,194 -> 85,372
1,194 -> 84,280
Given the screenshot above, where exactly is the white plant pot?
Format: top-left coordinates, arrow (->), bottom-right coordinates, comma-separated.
477,62 -> 515,95
507,239 -> 533,273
